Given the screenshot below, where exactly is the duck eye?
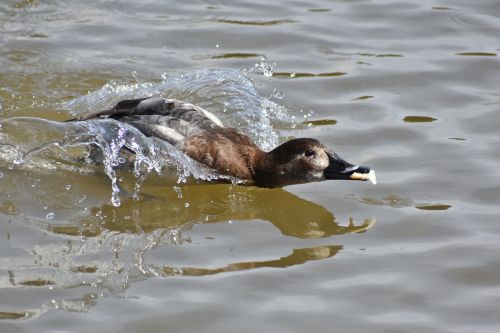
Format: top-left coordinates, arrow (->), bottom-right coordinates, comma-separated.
304,149 -> 316,157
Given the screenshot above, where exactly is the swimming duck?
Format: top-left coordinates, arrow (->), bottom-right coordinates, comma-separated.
68,97 -> 376,187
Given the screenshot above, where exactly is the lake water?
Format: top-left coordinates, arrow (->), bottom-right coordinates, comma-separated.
1,0 -> 500,332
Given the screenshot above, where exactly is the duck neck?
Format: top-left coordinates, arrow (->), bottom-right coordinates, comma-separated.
251,150 -> 280,187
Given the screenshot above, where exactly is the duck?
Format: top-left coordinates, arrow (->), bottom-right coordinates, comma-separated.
67,96 -> 376,187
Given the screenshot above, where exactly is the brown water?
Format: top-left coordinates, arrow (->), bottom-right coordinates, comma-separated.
1,0 -> 500,332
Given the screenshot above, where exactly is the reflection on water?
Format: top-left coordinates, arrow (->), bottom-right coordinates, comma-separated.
353,95 -> 374,101
357,53 -> 404,58
0,311 -> 29,320
160,245 -> 342,277
88,185 -> 375,239
403,115 -> 438,123
273,71 -> 347,78
455,52 -> 497,57
346,194 -> 452,211
304,119 -> 337,126
415,204 -> 452,211
216,19 -> 296,26
201,53 -> 262,60
0,183 -> 374,317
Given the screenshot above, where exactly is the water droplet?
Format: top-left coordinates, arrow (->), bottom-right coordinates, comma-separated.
45,212 -> 55,220
272,89 -> 284,99
13,152 -> 24,165
255,60 -> 275,77
263,67 -> 274,77
173,186 -> 183,199
131,70 -> 138,81
111,194 -> 121,207
77,194 -> 87,203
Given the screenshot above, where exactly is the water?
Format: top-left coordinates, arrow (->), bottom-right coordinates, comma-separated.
1,0 -> 500,332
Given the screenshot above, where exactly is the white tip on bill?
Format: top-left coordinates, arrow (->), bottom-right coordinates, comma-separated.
349,170 -> 377,184
367,170 -> 377,185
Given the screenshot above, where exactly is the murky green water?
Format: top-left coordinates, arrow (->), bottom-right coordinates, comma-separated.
1,0 -> 500,332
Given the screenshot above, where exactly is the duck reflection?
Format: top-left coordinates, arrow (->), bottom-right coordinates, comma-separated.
159,245 -> 342,277
53,184 -> 374,277
79,183 -> 375,239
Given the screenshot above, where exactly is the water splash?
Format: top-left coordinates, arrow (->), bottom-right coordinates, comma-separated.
1,69 -> 293,205
1,224 -> 188,317
65,69 -> 291,150
254,59 -> 276,77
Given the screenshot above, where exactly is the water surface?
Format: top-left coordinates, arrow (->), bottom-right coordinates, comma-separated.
1,0 -> 500,332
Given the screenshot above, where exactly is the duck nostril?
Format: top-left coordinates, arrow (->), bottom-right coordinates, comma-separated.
356,166 -> 370,174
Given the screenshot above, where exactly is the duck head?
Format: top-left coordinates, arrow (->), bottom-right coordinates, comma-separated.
257,138 -> 376,187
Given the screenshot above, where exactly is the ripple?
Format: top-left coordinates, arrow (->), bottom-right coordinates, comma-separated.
216,18 -> 296,26
304,119 -> 337,126
308,9 -> 331,13
431,6 -> 451,11
0,311 -> 30,320
210,52 -> 262,59
443,262 -> 500,286
353,95 -> 374,101
18,279 -> 56,287
358,53 -> 404,58
273,71 -> 347,78
445,10 -> 500,28
346,194 -> 451,211
415,204 -> 452,211
193,52 -> 263,60
403,116 -> 437,123
455,52 -> 497,57
70,265 -> 98,273
160,245 -> 342,277
14,0 -> 38,9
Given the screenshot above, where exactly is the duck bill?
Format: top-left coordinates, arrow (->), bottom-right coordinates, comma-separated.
324,152 -> 377,184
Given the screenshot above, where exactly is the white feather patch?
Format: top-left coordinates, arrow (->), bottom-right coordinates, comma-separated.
150,125 -> 185,144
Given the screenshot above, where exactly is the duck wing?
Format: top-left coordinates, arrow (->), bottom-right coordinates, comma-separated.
67,97 -> 225,146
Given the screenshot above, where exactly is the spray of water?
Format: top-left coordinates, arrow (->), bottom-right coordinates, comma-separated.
1,69 -> 293,206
